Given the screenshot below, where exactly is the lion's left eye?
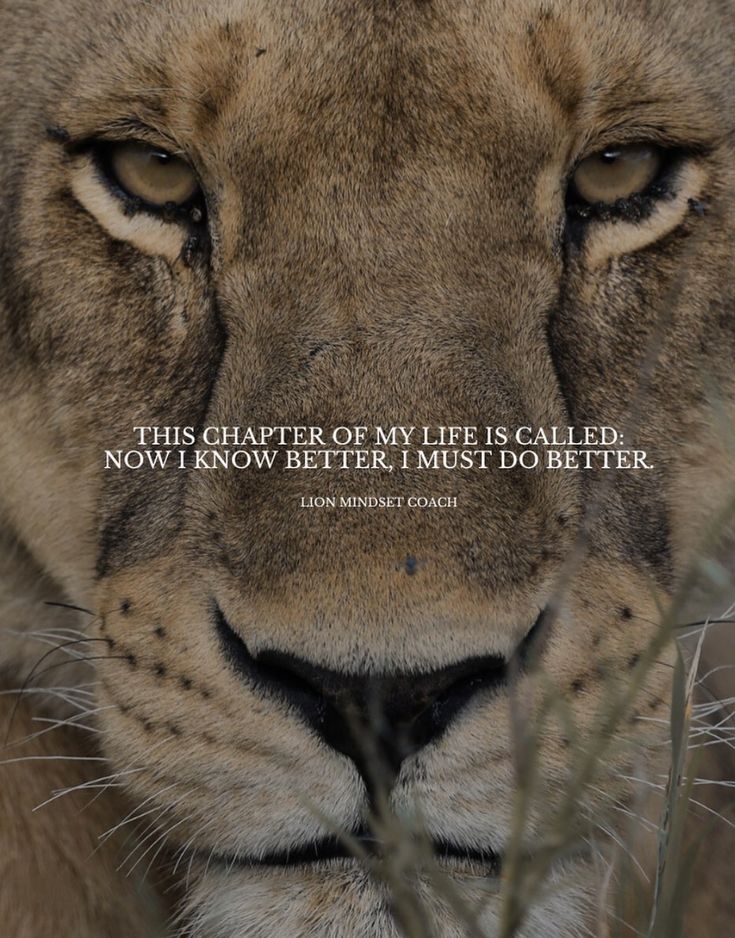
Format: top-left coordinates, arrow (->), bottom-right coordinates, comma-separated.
101,141 -> 200,208
571,144 -> 663,207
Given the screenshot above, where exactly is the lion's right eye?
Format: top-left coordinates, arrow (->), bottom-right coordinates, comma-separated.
101,141 -> 200,209
571,144 -> 664,207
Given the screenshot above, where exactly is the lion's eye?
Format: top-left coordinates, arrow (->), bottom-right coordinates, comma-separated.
104,141 -> 199,208
572,144 -> 663,206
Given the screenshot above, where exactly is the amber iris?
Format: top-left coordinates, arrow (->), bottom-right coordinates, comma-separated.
108,142 -> 199,206
573,144 -> 663,205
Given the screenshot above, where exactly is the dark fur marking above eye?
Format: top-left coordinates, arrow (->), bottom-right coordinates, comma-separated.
120,599 -> 133,615
180,676 -> 193,690
46,124 -> 71,143
620,607 -> 633,620
154,624 -> 167,638
125,652 -> 137,669
155,662 -> 167,677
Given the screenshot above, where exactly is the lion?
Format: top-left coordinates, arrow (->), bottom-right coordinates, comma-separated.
0,0 -> 734,935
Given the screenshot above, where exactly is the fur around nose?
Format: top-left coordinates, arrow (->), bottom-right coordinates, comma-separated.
215,606 -> 509,789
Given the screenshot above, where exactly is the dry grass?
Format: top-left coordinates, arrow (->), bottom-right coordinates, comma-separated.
320,490 -> 735,938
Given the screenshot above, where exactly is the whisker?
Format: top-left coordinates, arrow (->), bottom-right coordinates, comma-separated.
0,754 -> 108,767
43,601 -> 97,617
139,814 -> 196,880
98,782 -> 179,843
33,769 -> 144,812
3,639 -> 113,744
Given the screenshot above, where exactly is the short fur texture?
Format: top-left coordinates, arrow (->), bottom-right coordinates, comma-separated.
0,1 -> 734,936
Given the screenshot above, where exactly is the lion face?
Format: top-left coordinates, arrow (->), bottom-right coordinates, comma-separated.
1,0 -> 734,935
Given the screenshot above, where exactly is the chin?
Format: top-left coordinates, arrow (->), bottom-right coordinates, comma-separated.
181,858 -> 594,938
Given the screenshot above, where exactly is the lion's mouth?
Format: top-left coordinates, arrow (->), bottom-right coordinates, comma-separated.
199,832 -> 503,874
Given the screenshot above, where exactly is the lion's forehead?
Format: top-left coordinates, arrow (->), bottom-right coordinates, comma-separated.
44,0 -> 726,295
59,0 -> 724,174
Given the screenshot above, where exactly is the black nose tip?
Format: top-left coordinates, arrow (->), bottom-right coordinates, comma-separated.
260,647 -> 508,785
215,608 -> 536,791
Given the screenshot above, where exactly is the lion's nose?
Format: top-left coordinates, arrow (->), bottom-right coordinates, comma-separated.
215,607 -> 540,792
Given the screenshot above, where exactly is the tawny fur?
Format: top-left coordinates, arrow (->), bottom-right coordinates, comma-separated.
0,1 -> 734,936
0,697 -> 167,938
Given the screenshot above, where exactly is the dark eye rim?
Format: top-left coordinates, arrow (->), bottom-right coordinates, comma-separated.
564,144 -> 685,225
91,140 -> 207,226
